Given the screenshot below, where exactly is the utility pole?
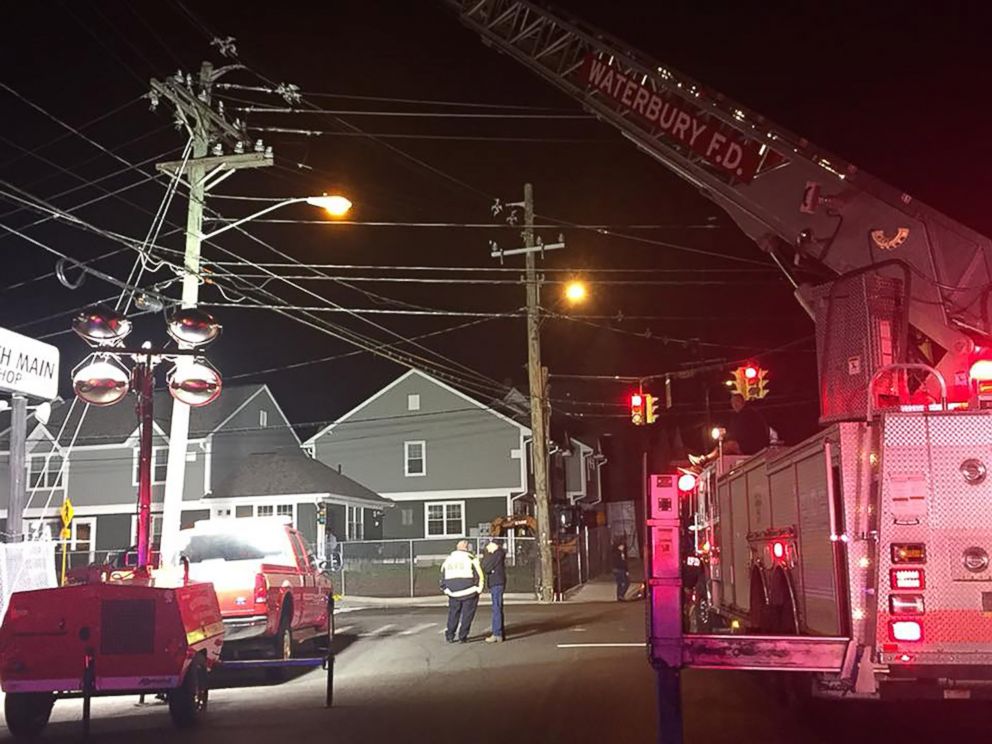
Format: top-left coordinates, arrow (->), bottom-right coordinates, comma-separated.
150,61 -> 273,560
489,184 -> 564,602
522,184 -> 555,603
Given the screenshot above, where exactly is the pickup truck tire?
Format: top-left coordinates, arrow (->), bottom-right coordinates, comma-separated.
169,654 -> 208,728
266,609 -> 294,682
4,692 -> 55,739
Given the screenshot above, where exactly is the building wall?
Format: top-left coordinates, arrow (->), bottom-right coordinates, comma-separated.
209,389 -> 301,494
383,495 -> 507,539
0,434 -> 206,513
311,372 -> 526,496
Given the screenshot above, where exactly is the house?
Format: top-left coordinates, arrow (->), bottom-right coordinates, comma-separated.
303,369 -> 604,540
0,383 -> 387,563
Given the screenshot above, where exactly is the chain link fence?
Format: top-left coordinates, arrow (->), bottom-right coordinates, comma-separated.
328,526 -> 613,599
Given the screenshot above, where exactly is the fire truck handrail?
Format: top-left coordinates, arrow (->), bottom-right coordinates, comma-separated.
866,363 -> 947,420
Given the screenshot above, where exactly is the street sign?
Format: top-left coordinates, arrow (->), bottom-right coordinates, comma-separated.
60,498 -> 74,527
0,326 -> 60,400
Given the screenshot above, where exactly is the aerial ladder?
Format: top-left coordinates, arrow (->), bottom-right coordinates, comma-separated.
446,2 -> 992,740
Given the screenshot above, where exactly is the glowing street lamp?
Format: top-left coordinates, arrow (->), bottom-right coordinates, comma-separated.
306,194 -> 352,218
563,280 -> 588,304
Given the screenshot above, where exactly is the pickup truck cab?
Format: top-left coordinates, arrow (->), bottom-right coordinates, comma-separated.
175,517 -> 333,658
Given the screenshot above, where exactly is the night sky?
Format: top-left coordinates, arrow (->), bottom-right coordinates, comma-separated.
3,1 -> 990,460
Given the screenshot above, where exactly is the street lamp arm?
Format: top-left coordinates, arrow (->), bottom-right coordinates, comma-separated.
200,197 -> 308,240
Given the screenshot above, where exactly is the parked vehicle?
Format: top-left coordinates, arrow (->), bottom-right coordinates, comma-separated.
174,517 -> 333,658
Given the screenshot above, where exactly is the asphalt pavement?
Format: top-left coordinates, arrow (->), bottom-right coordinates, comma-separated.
1,599 -> 989,743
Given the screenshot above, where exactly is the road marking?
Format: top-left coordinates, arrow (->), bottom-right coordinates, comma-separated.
359,624 -> 397,637
556,643 -> 645,649
399,622 -> 438,636
335,625 -> 353,635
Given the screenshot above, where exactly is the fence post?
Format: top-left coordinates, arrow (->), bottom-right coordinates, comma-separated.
340,543 -> 346,597
409,539 -> 414,598
577,526 -> 585,584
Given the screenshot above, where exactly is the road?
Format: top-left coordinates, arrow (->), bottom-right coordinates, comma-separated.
1,600 -> 987,743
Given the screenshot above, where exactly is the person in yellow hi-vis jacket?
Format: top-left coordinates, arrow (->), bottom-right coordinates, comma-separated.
440,539 -> 485,643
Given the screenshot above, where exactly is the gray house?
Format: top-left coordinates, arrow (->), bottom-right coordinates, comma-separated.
303,369 -> 603,540
0,383 -> 386,562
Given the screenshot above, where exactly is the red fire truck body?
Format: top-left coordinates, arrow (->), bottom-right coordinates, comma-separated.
694,409 -> 992,698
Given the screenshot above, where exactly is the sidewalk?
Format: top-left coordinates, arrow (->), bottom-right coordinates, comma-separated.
566,562 -> 645,603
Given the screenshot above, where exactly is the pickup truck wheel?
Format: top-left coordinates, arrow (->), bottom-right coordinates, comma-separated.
275,622 -> 293,661
168,655 -> 208,729
4,692 -> 55,739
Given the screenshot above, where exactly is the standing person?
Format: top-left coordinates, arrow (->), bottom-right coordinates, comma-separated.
481,539 -> 507,643
612,540 -> 630,602
440,539 -> 484,643
690,393 -> 771,467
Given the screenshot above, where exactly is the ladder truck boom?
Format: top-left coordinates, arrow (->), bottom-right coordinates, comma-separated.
446,0 -> 992,402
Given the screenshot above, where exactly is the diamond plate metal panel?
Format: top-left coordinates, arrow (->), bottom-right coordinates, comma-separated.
810,274 -> 905,424
876,412 -> 992,664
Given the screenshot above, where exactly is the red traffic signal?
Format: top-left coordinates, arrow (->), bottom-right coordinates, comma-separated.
744,365 -> 758,380
630,394 -> 644,425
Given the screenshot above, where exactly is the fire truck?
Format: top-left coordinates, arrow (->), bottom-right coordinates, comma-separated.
447,1 -> 992,703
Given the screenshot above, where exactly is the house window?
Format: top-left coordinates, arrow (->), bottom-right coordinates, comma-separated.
27,453 -> 65,490
401,508 -> 414,527
32,518 -> 96,563
259,409 -> 268,428
425,501 -> 464,538
255,503 -> 295,522
347,506 -> 364,541
133,446 -> 169,485
407,394 -> 420,411
404,440 -> 426,477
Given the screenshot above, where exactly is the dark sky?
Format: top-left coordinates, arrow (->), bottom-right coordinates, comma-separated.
2,1 -> 990,451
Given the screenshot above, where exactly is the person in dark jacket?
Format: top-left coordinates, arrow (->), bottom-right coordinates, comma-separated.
481,539 -> 507,643
612,541 -> 629,601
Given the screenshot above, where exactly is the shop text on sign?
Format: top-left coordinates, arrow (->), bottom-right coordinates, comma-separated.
0,326 -> 60,400
577,55 -> 764,183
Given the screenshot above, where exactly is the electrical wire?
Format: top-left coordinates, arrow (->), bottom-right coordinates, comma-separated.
226,102 -> 594,119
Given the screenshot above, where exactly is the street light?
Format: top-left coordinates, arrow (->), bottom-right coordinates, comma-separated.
201,193 -> 353,241
563,280 -> 587,304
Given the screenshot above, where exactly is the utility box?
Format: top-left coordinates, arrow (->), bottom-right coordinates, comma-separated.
647,474 -> 682,666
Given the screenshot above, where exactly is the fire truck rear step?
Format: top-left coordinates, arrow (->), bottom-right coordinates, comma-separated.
669,635 -> 850,672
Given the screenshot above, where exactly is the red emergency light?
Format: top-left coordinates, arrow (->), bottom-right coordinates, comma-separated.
772,541 -> 786,560
889,619 -> 923,642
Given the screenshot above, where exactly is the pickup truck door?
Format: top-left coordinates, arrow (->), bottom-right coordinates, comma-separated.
290,531 -> 317,627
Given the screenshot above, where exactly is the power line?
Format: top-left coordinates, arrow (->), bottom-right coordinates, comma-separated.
248,126 -> 616,144
215,82 -> 578,112
226,101 -> 594,119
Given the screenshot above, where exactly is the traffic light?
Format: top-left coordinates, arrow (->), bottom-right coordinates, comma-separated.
645,394 -> 659,424
630,393 -> 644,425
728,364 -> 770,400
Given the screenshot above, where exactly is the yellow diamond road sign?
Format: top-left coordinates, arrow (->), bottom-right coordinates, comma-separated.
60,499 -> 74,526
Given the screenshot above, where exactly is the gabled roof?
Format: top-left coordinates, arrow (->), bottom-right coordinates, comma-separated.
1,384 -> 270,449
304,368 -> 531,445
205,452 -> 392,508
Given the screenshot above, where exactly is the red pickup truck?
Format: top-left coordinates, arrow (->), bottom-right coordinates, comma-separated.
175,517 -> 333,658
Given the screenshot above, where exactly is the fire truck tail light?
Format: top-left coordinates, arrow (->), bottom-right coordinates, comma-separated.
772,541 -> 785,560
890,620 -> 923,642
889,594 -> 925,615
254,573 -> 268,605
891,568 -> 925,590
891,543 -> 926,564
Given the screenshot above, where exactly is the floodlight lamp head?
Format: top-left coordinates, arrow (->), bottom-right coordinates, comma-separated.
72,304 -> 132,346
166,308 -> 222,347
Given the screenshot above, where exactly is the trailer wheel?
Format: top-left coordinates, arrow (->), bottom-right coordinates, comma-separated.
168,654 -> 208,728
4,692 -> 55,739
